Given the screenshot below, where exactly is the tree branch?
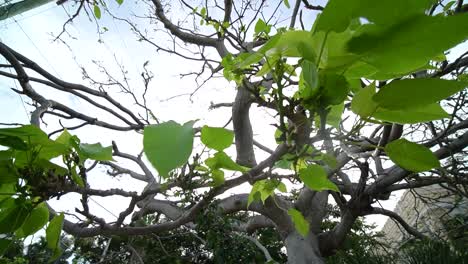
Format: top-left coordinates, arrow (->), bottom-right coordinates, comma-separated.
362,207 -> 427,240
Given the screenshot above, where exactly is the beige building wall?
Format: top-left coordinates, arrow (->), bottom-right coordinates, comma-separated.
380,185 -> 468,248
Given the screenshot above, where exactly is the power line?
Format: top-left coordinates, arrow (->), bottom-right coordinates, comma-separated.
89,197 -> 119,219
0,35 -> 31,122
13,17 -> 63,79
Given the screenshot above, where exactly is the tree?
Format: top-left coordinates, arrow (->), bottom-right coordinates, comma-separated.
0,0 -> 467,263
0,205 -> 390,263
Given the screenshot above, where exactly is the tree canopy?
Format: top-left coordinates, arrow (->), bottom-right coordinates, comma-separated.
0,0 -> 467,263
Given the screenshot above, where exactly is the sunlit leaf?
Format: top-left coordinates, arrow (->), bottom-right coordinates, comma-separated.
254,19 -> 270,35
277,182 -> 287,193
315,0 -> 435,33
46,213 -> 64,261
200,7 -> 207,18
318,72 -> 349,106
288,208 -> 309,237
205,151 -> 248,172
236,31 -> 318,69
94,4 -> 101,19
211,169 -> 225,186
351,83 -> 377,117
299,60 -> 319,100
144,121 -> 194,177
55,129 -> 72,146
374,103 -> 449,124
385,139 -> 440,172
348,14 -> 468,74
201,126 -> 234,151
80,143 -> 113,161
46,213 -> 64,250
247,179 -> 283,207
16,202 -> 49,237
373,79 -> 467,110
326,103 -> 344,128
299,165 -> 339,192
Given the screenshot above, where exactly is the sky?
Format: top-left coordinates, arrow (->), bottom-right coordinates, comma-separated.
2,0 -> 463,240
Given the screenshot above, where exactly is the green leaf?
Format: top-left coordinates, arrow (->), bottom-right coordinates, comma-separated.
37,142 -> 69,161
50,248 -> 63,262
0,160 -> 18,184
274,158 -> 293,170
237,31 -> 318,69
444,1 -> 456,11
385,139 -> 440,172
248,181 -> 262,207
46,213 -> 64,250
351,83 -> 378,117
115,0 -> 124,5
201,126 -> 234,151
0,125 -> 52,151
0,125 -> 68,160
318,72 -> 349,106
0,125 -> 47,141
321,154 -> 338,169
247,191 -> 261,208
94,4 -> 101,19
35,159 -> 68,176
194,165 -> 209,172
283,0 -> 290,8
274,127 -> 286,144
211,169 -> 225,186
0,135 -> 28,150
277,182 -> 287,193
299,60 -> 319,99
200,7 -> 207,18
16,202 -> 49,237
347,14 -> 468,74
144,121 -> 194,177
254,19 -> 268,34
288,209 -> 309,237
373,79 -> 467,110
315,0 -> 435,33
299,165 -> 339,192
0,203 -> 28,233
0,150 -> 14,160
70,166 -> 85,188
247,179 -> 283,207
80,143 -> 112,161
0,239 -> 12,255
326,103 -> 344,128
373,103 -> 449,124
318,26 -> 359,70
0,184 -> 15,203
205,151 -> 248,172
55,129 -> 72,146
268,31 -> 317,61
350,83 -> 449,124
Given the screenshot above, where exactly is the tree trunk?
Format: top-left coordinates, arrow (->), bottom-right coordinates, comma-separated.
285,232 -> 324,264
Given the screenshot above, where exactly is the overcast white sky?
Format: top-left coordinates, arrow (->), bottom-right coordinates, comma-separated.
2,0 -> 463,236
0,0 -> 285,228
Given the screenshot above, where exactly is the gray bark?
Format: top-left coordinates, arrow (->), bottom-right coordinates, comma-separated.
285,232 -> 324,264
